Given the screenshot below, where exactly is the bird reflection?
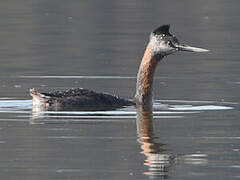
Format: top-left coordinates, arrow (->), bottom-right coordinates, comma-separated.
136,106 -> 175,178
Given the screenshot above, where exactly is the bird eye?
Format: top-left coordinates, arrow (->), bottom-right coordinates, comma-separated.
167,41 -> 175,48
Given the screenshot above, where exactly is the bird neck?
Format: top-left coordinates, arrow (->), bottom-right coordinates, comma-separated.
135,43 -> 163,108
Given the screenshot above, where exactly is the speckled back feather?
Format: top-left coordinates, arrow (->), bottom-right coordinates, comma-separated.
30,88 -> 134,111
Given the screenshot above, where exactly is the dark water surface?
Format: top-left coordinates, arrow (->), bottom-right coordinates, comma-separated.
0,0 -> 240,179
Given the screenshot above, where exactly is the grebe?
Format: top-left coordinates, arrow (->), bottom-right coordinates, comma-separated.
30,25 -> 209,111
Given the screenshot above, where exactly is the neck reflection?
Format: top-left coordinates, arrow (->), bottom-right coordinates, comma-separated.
136,106 -> 174,178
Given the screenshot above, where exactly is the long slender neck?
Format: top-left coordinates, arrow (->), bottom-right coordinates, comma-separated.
135,43 -> 163,108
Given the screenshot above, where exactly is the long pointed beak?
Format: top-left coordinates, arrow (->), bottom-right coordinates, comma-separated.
177,44 -> 210,52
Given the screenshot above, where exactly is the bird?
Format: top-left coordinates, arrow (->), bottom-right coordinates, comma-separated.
30,25 -> 209,111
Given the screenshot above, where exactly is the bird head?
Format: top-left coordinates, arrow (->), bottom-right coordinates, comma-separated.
150,25 -> 209,58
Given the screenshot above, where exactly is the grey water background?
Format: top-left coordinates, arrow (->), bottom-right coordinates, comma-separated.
0,0 -> 240,179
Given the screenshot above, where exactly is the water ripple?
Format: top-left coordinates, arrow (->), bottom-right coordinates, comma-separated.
0,98 -> 235,122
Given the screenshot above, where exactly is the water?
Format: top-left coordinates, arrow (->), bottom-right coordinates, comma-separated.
0,0 -> 240,179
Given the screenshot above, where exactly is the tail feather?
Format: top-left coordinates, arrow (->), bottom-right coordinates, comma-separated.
30,88 -> 52,107
30,88 -> 50,98
30,88 -> 39,97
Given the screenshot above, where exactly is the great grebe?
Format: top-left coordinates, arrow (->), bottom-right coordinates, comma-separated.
30,25 -> 209,111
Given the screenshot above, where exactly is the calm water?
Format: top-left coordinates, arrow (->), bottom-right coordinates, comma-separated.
0,0 -> 240,179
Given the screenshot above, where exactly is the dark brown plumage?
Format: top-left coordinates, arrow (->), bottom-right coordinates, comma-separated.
30,88 -> 134,111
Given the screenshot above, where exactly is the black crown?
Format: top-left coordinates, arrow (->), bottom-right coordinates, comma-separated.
152,25 -> 172,36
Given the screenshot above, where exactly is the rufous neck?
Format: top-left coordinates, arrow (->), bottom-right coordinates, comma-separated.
135,43 -> 163,107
